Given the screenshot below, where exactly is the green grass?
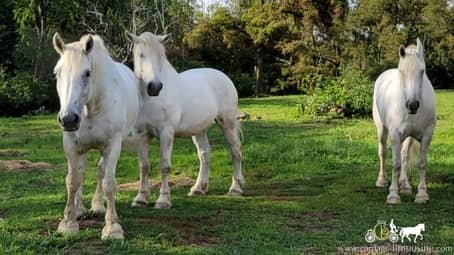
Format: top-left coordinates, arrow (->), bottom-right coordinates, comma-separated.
1,92 -> 454,254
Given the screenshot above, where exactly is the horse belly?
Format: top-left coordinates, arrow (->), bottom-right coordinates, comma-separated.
175,113 -> 216,136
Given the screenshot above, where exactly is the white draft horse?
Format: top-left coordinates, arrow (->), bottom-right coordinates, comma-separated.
126,32 -> 244,209
373,38 -> 436,204
52,33 -> 139,239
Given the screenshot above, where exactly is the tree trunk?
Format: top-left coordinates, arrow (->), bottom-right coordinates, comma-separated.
254,48 -> 264,96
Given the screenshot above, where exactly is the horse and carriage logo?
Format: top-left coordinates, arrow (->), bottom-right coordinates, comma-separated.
365,219 -> 425,243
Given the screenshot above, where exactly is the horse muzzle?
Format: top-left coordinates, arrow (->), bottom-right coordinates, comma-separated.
406,100 -> 420,115
58,112 -> 81,131
147,81 -> 162,96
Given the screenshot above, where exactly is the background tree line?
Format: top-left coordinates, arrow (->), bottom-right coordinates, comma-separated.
0,0 -> 453,116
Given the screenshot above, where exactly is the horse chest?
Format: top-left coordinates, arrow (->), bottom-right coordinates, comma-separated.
73,122 -> 114,152
398,121 -> 424,141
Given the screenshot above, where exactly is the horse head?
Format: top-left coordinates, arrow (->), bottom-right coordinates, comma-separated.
53,33 -> 95,131
126,31 -> 169,97
398,38 -> 426,115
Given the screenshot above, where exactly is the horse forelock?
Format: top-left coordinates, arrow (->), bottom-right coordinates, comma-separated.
398,46 -> 425,81
60,35 -> 111,71
136,32 -> 167,58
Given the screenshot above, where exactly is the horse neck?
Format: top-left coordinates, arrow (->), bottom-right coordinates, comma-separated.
85,53 -> 116,116
160,58 -> 178,83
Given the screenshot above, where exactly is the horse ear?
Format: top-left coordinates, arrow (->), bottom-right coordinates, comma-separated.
53,32 -> 65,55
84,35 -> 94,55
125,31 -> 145,44
416,38 -> 424,57
399,45 -> 406,58
157,34 -> 170,43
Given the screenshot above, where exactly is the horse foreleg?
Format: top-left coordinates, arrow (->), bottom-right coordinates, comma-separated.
101,135 -> 124,240
132,138 -> 151,206
91,157 -> 106,214
415,127 -> 434,203
387,135 -> 401,204
58,136 -> 84,233
376,126 -> 388,187
189,131 -> 211,196
399,137 -> 413,194
155,128 -> 174,209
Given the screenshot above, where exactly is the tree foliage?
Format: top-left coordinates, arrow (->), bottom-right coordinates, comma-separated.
0,0 -> 452,116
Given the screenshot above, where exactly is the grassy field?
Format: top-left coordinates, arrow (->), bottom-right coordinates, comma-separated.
1,91 -> 454,254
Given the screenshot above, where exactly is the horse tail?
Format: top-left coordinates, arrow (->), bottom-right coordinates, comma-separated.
409,138 -> 420,170
235,117 -> 244,142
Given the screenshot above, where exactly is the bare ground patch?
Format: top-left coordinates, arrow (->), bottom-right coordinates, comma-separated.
430,175 -> 454,184
0,150 -> 26,157
118,177 -> 195,191
0,160 -> 53,171
285,211 -> 341,233
137,216 -> 219,247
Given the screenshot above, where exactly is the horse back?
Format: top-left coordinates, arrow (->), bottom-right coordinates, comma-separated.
179,68 -> 238,111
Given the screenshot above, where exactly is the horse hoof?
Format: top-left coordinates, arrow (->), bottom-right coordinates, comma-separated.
227,189 -> 243,196
415,193 -> 429,203
74,206 -> 87,219
188,188 -> 206,196
154,201 -> 172,209
132,200 -> 149,207
386,194 -> 401,204
57,220 -> 79,234
400,187 -> 413,194
131,193 -> 149,207
375,178 -> 388,188
101,223 -> 124,240
90,205 -> 106,215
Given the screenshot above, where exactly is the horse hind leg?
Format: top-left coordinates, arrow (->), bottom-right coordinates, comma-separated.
386,134 -> 402,204
189,131 -> 211,196
90,156 -> 106,214
415,129 -> 433,203
399,137 -> 414,194
132,138 -> 151,207
154,128 -> 174,209
376,126 -> 388,187
218,114 -> 244,196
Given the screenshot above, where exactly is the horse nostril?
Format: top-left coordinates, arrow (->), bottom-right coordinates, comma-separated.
60,113 -> 80,130
147,81 -> 162,96
73,114 -> 80,124
407,100 -> 420,114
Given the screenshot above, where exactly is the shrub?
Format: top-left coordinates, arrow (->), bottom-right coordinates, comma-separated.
301,69 -> 373,118
0,68 -> 54,116
231,73 -> 255,97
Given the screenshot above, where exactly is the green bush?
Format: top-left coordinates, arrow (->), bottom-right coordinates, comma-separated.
231,73 -> 255,97
301,69 -> 373,118
0,67 -> 53,116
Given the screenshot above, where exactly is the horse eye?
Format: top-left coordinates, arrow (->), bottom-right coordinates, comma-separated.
85,70 -> 91,78
140,53 -> 144,59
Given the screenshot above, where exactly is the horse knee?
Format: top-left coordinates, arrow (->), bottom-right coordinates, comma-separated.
139,161 -> 150,172
66,173 -> 82,193
392,161 -> 401,171
199,149 -> 211,164
102,177 -> 116,196
232,147 -> 242,161
160,166 -> 170,175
